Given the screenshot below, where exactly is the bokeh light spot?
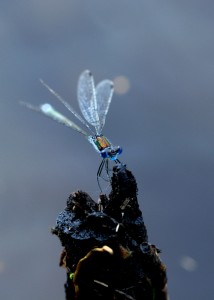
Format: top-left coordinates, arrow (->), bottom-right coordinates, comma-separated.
180,255 -> 198,272
113,76 -> 130,95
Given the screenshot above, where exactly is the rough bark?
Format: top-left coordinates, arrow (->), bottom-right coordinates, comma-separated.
52,164 -> 169,300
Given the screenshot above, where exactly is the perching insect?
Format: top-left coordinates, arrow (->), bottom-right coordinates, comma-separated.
21,70 -> 123,189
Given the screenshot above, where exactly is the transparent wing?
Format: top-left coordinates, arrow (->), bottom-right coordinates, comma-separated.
40,79 -> 94,135
20,101 -> 88,136
77,70 -> 100,134
95,79 -> 114,134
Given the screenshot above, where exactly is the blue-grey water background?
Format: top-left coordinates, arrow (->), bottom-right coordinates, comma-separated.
0,1 -> 213,299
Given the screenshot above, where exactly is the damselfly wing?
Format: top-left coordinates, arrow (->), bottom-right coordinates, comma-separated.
21,70 -> 122,188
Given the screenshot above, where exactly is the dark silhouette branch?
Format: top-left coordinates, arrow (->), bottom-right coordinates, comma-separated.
52,164 -> 169,300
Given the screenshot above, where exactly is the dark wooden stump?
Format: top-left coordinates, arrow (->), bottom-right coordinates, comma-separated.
52,164 -> 169,300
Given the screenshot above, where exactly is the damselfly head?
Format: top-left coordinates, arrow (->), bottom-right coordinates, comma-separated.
100,146 -> 122,160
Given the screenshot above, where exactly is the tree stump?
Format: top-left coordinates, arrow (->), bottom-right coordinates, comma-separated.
52,164 -> 169,300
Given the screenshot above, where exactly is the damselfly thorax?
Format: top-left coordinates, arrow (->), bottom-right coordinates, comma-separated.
88,135 -> 122,160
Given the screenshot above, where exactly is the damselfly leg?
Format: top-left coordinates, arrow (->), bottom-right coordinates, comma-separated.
97,159 -> 122,191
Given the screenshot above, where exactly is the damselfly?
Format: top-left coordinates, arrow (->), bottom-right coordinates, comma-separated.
21,70 -> 122,188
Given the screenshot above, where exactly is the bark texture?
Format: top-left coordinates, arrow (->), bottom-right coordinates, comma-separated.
52,164 -> 168,300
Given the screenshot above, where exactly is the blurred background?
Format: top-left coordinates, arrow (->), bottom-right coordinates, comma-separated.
0,1 -> 213,299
